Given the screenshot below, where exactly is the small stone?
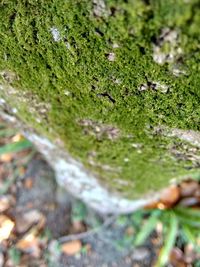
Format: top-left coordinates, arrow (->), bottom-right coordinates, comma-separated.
153,82 -> 169,93
50,27 -> 61,42
93,0 -> 107,17
131,247 -> 150,261
138,84 -> 148,91
107,52 -> 115,62
112,43 -> 119,49
64,90 -> 71,96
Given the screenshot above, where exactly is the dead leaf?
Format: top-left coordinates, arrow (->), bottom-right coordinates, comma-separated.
0,153 -> 13,162
16,233 -> 41,258
0,215 -> 15,242
61,240 -> 82,255
16,210 -> 45,234
170,247 -> 186,267
0,195 -> 15,212
160,185 -> 180,207
12,134 -> 24,143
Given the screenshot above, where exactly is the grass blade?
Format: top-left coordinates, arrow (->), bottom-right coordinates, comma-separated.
182,225 -> 200,253
0,128 -> 16,137
155,213 -> 178,267
134,210 -> 161,246
0,139 -> 32,155
175,207 -> 200,219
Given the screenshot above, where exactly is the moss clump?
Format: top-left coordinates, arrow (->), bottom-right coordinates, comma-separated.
0,0 -> 200,198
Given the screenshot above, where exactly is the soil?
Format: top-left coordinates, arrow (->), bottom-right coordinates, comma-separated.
0,151 -> 156,267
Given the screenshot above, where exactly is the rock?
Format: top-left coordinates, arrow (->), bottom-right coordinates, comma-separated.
0,1 -> 200,214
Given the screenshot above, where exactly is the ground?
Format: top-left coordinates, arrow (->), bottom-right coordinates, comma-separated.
0,123 -> 157,266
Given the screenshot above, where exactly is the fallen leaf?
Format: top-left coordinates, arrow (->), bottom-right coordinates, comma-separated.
0,195 -> 15,212
0,153 -> 13,162
16,233 -> 41,258
16,210 -> 45,234
0,215 -> 15,242
61,240 -> 82,255
160,185 -> 180,207
170,247 -> 186,267
12,134 -> 24,143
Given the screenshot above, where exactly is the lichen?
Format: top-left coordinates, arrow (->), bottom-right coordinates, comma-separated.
0,0 -> 200,199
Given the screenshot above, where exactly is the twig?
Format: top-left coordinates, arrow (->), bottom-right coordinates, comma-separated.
58,215 -> 117,243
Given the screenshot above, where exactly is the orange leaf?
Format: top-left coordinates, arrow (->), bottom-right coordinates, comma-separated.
61,240 -> 82,255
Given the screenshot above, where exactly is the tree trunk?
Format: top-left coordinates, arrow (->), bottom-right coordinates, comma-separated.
0,0 -> 200,214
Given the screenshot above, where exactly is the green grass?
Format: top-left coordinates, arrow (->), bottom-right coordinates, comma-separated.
0,139 -> 32,155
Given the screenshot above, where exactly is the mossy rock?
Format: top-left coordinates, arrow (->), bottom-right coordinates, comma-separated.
0,0 -> 200,213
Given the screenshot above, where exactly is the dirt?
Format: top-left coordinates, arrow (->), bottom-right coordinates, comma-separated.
0,149 -> 156,267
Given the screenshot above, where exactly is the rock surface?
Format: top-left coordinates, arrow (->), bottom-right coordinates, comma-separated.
0,1 -> 200,213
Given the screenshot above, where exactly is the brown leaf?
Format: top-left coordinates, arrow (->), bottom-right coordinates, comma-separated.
61,240 -> 82,255
160,185 -> 180,207
0,195 -> 15,212
16,233 -> 41,258
0,215 -> 15,242
170,247 -> 186,267
0,153 -> 13,163
16,210 -> 45,234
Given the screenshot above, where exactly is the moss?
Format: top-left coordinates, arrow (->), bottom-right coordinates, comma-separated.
0,0 -> 200,198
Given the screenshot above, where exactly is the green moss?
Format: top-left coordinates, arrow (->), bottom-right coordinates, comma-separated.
0,0 -> 200,198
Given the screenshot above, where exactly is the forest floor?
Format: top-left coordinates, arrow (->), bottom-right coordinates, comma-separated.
0,117 -> 200,267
